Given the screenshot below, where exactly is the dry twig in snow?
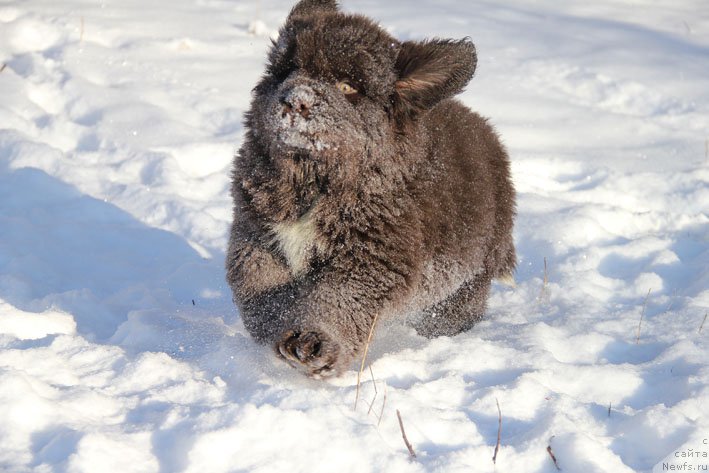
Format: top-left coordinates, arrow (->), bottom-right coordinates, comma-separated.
492,398 -> 502,464
635,288 -> 651,344
396,409 -> 417,459
699,312 -> 708,334
547,441 -> 561,471
538,257 -> 549,301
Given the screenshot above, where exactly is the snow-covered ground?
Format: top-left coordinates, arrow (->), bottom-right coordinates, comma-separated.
1,0 -> 707,471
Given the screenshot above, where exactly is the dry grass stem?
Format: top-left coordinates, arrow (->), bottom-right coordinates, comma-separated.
543,257 -> 548,287
367,364 -> 378,415
354,313 -> 380,410
699,312 -> 708,334
377,381 -> 387,427
0,64 -> 6,74
608,402 -> 611,417
538,257 -> 549,301
396,409 -> 417,459
492,398 -> 502,464
664,289 -> 678,313
635,288 -> 652,344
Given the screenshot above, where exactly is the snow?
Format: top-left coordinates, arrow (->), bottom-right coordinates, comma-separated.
0,0 -> 707,472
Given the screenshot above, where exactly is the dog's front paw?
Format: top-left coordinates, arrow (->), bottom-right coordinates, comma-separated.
276,330 -> 341,378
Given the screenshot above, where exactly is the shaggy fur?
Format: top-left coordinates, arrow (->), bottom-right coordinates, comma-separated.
226,0 -> 516,377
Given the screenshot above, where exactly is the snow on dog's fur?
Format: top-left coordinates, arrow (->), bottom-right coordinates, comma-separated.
226,0 -> 516,377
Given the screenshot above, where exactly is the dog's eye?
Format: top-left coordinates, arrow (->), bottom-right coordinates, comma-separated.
336,81 -> 358,95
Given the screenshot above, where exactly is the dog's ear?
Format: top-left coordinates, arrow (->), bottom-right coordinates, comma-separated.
287,0 -> 338,21
393,39 -> 477,121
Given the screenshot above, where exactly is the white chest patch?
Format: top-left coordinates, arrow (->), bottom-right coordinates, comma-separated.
270,209 -> 321,275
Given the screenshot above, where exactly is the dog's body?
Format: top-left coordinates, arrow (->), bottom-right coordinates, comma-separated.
226,0 -> 515,377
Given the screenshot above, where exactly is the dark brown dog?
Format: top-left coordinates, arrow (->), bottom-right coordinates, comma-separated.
226,0 -> 515,377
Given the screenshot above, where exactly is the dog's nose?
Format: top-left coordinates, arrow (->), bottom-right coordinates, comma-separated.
282,86 -> 316,119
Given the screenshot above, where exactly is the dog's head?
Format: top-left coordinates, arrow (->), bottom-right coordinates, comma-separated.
248,0 -> 477,175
